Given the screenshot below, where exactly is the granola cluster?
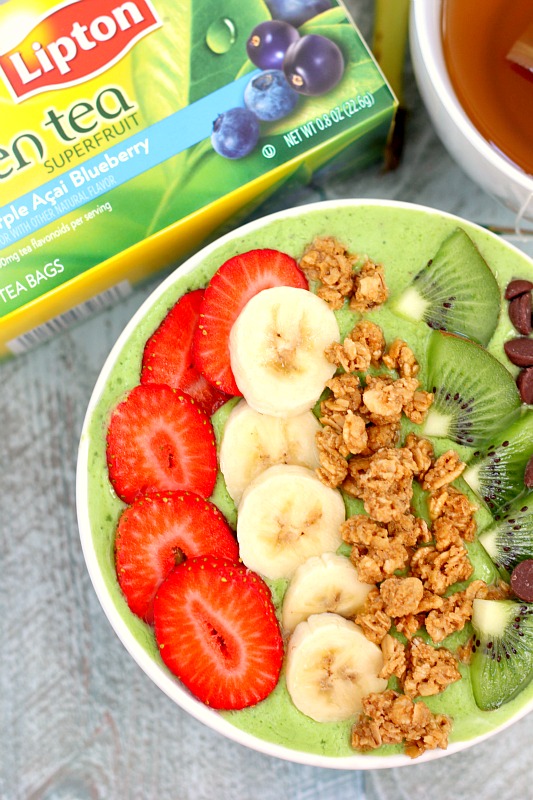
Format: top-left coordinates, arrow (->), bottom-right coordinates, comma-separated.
340,440 -> 485,760
305,241 -> 507,758
316,324 -> 433,495
337,417 -> 484,756
351,690 -> 452,759
298,236 -> 388,311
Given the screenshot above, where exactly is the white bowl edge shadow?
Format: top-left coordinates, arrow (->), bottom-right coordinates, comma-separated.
410,0 -> 533,227
76,198 -> 533,770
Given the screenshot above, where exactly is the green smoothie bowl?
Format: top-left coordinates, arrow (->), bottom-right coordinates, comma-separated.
77,199 -> 533,768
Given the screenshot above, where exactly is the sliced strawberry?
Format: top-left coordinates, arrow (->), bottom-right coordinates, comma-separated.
141,289 -> 228,416
153,556 -> 283,709
115,491 -> 239,624
193,249 -> 308,395
106,384 -> 217,504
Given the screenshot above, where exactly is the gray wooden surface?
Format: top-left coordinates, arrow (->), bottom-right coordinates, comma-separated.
2,2 -> 533,798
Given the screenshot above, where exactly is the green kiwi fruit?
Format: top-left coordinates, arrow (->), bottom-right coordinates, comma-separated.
463,412 -> 533,511
391,228 -> 501,346
421,332 -> 521,447
478,493 -> 533,577
470,598 -> 533,710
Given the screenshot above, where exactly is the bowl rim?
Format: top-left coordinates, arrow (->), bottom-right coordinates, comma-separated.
77,197 -> 533,769
410,0 -> 533,199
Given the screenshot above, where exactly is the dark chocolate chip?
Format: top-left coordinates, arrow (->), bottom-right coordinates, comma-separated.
505,279 -> 533,299
511,559 -> 533,602
525,456 -> 533,489
517,368 -> 533,404
509,293 -> 533,335
504,337 -> 533,367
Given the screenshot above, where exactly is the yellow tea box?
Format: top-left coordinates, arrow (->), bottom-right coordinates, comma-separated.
0,0 -> 396,356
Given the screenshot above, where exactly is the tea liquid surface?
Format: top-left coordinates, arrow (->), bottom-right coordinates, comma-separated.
442,0 -> 533,176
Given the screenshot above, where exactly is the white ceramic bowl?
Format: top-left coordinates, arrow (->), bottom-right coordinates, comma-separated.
410,0 -> 533,225
77,199 -> 533,769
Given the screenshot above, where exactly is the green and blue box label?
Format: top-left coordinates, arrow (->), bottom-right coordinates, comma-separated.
0,0 -> 396,355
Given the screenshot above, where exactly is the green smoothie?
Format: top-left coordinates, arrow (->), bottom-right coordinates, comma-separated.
83,202 -> 533,759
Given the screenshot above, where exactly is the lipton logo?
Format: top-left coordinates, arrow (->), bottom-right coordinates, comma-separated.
0,0 -> 162,102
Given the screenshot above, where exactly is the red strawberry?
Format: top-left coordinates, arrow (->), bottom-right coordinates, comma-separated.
106,384 -> 217,504
193,249 -> 308,395
141,289 -> 228,416
115,491 -> 239,624
153,556 -> 283,709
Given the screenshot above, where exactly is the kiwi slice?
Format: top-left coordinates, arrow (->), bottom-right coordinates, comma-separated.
391,228 -> 501,346
479,493 -> 533,577
470,598 -> 533,710
421,332 -> 521,447
463,412 -> 533,511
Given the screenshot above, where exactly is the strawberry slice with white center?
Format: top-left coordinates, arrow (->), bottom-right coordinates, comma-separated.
154,556 -> 284,709
193,248 -> 308,396
106,384 -> 217,504
115,491 -> 239,624
141,289 -> 228,417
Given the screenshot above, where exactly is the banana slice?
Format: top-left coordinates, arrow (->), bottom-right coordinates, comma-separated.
219,399 -> 321,505
229,286 -> 339,417
285,612 -> 387,723
237,464 -> 346,580
281,552 -> 374,633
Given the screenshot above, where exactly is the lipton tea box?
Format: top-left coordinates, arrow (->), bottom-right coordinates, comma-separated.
0,0 -> 396,356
